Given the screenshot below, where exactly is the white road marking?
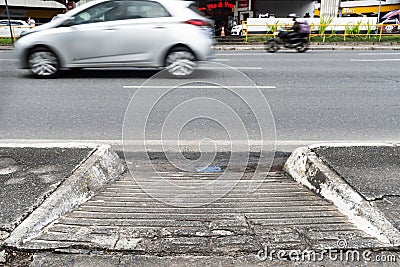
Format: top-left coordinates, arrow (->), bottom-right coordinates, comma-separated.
358,52 -> 400,55
198,66 -> 262,70
216,53 -> 267,56
0,139 -> 398,152
212,58 -> 230,61
123,85 -> 276,89
351,59 -> 400,62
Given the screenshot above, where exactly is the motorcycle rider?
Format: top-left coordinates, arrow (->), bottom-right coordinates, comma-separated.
285,14 -> 307,41
266,13 -> 310,52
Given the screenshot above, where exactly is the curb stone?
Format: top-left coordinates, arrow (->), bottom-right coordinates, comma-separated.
213,44 -> 400,50
3,144 -> 125,249
27,252 -> 400,267
284,145 -> 400,246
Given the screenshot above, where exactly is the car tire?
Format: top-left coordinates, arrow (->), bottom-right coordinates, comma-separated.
165,47 -> 196,77
28,47 -> 60,78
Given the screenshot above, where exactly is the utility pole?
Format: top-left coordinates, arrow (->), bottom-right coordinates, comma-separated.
4,0 -> 15,46
320,0 -> 340,17
377,0 -> 382,23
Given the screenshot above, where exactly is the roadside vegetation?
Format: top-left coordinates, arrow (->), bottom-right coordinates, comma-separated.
0,38 -> 13,46
232,34 -> 400,43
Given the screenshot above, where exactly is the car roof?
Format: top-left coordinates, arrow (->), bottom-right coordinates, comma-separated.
64,0 -> 206,21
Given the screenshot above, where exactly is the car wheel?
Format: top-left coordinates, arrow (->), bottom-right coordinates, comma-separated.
266,40 -> 279,53
28,47 -> 60,78
165,47 -> 196,77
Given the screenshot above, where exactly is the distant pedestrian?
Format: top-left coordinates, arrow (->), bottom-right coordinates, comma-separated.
27,17 -> 35,27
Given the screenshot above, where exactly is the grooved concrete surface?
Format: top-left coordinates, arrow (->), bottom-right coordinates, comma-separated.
23,154 -> 384,255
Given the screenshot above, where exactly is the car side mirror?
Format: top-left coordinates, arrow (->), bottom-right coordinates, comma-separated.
61,17 -> 76,27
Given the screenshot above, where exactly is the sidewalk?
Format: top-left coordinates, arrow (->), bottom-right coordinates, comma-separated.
0,144 -> 399,266
214,42 -> 400,50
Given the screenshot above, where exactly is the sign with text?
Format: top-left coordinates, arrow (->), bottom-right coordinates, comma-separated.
207,1 -> 235,11
238,0 -> 249,9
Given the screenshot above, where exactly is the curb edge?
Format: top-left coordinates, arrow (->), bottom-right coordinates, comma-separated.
2,144 -> 125,248
284,146 -> 400,246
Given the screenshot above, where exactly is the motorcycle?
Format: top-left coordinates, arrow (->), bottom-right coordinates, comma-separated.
265,31 -> 309,53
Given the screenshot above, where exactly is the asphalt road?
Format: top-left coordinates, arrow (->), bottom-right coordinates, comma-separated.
1,49 -> 399,151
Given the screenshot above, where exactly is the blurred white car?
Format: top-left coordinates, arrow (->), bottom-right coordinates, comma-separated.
15,0 -> 214,78
231,24 -> 246,36
0,19 -> 31,38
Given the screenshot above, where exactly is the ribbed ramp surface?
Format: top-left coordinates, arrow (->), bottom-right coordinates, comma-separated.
25,168 -> 382,254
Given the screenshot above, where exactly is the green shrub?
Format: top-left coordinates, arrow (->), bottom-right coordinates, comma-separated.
0,38 -> 13,45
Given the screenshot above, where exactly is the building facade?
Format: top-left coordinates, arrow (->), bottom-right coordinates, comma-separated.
0,0 -> 65,23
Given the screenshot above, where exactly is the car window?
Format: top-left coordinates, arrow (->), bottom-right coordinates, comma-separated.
73,0 -> 125,25
187,3 -> 206,17
10,21 -> 23,26
125,0 -> 170,19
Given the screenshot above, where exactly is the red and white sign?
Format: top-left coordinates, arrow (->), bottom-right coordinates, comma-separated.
67,1 -> 75,10
238,0 -> 249,9
206,1 -> 235,11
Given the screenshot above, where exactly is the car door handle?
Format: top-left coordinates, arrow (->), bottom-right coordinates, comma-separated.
154,25 -> 166,29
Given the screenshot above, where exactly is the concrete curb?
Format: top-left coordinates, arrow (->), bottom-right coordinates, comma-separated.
284,145 -> 400,246
3,144 -> 125,248
213,44 -> 400,51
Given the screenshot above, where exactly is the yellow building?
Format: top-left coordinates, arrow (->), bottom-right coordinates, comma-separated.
314,0 -> 400,17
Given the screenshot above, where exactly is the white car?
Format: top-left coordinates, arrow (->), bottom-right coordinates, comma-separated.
15,0 -> 214,78
231,24 -> 246,36
0,19 -> 31,38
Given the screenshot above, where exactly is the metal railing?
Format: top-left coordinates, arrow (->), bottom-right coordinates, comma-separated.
0,26 -> 34,41
241,21 -> 400,42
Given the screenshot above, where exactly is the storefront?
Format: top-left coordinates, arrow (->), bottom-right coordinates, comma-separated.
0,0 -> 66,23
197,0 -> 255,36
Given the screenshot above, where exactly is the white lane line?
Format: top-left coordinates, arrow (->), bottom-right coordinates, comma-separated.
198,66 -> 262,70
212,58 -> 230,61
216,53 -> 267,56
0,59 -> 16,61
351,58 -> 400,62
358,52 -> 400,55
123,85 -> 276,89
1,139 -> 398,149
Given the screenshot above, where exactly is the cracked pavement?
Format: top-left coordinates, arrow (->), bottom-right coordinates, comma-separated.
313,145 -> 400,232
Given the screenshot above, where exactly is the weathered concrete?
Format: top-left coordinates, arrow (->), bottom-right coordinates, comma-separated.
3,144 -> 125,249
312,145 -> 400,201
26,252 -> 400,267
15,152 -> 384,256
0,146 -> 95,236
284,145 -> 400,246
